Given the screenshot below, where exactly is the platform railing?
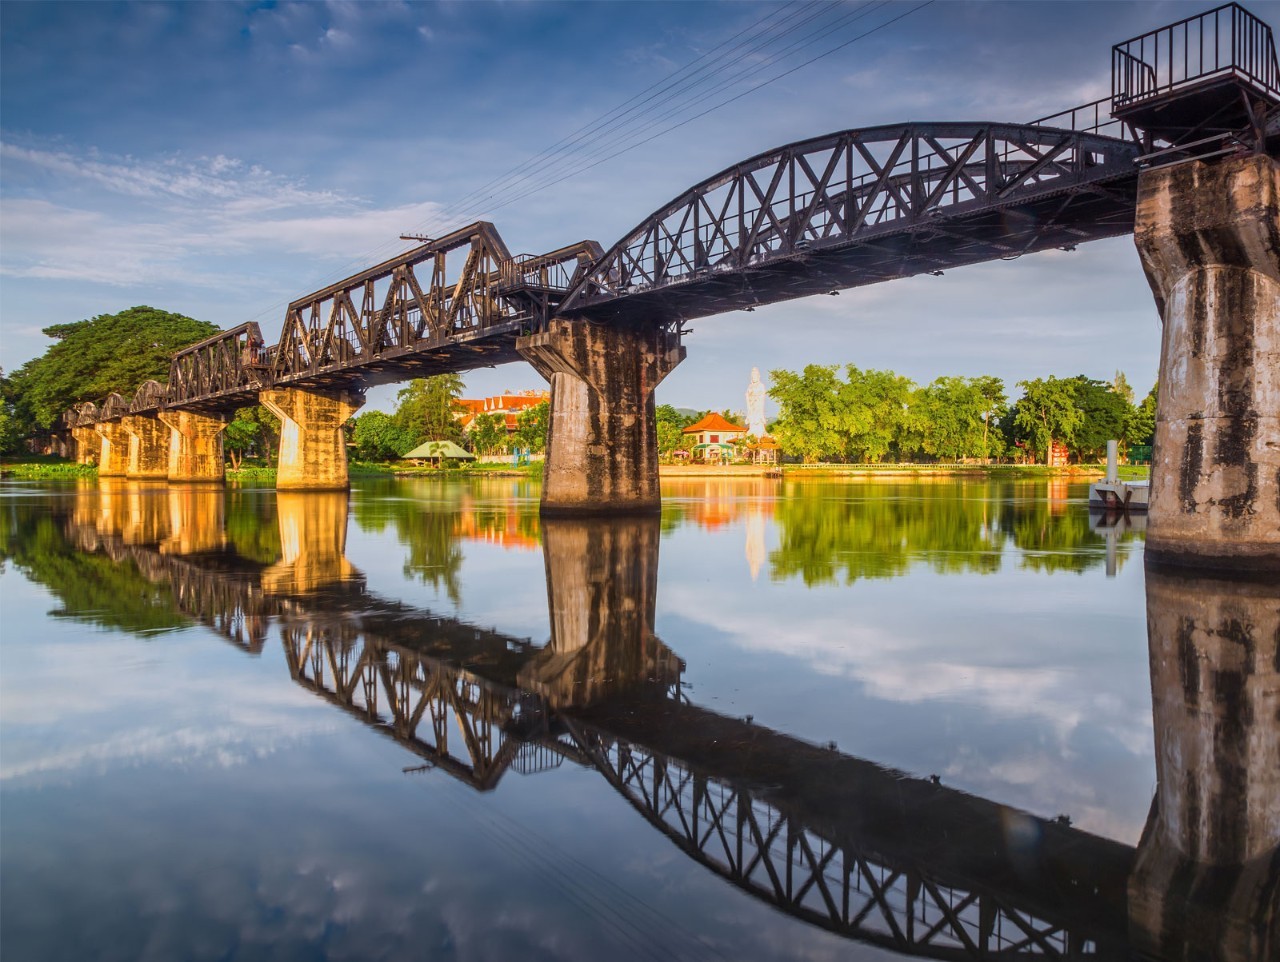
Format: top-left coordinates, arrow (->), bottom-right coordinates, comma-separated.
1111,2 -> 1280,108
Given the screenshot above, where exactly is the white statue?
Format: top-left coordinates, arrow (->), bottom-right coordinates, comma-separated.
745,367 -> 767,437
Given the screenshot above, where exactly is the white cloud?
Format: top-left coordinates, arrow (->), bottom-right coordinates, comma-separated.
0,140 -> 443,291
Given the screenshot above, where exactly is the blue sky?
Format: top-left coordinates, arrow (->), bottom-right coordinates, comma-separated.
4,0 -> 1275,412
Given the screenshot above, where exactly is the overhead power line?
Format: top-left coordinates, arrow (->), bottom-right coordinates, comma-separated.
244,0 -> 934,328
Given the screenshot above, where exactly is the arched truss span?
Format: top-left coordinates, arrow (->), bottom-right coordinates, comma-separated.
129,380 -> 167,415
559,122 -> 1143,324
99,393 -> 130,422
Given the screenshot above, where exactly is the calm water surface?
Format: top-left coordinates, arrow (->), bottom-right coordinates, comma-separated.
1,476 -> 1274,961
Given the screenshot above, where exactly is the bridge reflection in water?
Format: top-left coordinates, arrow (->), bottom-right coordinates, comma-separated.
37,484 -> 1280,959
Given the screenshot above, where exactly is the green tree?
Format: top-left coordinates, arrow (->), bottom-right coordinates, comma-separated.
468,412 -> 508,458
1110,370 -> 1134,406
836,366 -> 915,463
1127,382 -> 1158,446
655,404 -> 688,455
351,410 -> 415,461
513,400 -> 550,453
1069,375 -> 1132,460
768,365 -> 845,462
911,376 -> 988,462
225,405 -> 281,467
0,369 -> 24,455
394,374 -> 464,446
973,375 -> 1008,461
1012,377 -> 1083,463
6,306 -> 219,431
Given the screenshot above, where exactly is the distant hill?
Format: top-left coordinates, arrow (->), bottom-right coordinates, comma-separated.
675,407 -> 702,419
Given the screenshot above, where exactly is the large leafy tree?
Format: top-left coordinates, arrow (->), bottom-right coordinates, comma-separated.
513,400 -> 550,454
1012,376 -> 1083,463
467,412 -> 508,458
1069,375 -> 1133,460
911,376 -> 988,462
0,370 -> 24,455
7,306 -> 219,431
1127,382 -> 1158,447
972,375 -> 1008,461
768,365 -> 846,462
655,404 -> 689,455
394,374 -> 464,446
351,410 -> 416,461
836,366 -> 915,463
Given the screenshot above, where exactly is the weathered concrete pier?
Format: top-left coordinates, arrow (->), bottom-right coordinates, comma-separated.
518,320 -> 684,514
1137,154 -> 1280,572
259,387 -> 364,491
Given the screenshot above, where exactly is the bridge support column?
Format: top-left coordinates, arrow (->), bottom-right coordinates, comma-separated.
94,422 -> 131,478
259,387 -> 364,491
518,516 -> 678,708
121,414 -> 170,480
72,427 -> 98,465
1135,153 -> 1280,572
1129,568 -> 1279,961
517,319 -> 685,514
158,410 -> 227,483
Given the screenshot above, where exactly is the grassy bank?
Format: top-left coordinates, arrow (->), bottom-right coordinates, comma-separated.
225,459 -> 545,483
662,462 -> 1150,480
3,455 -> 1145,484
0,455 -> 97,480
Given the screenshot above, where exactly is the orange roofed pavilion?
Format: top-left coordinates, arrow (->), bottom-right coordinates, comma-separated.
682,413 -> 747,462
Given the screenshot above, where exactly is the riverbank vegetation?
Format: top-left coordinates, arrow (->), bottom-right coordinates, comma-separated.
3,304 -> 1154,472
1,307 -> 219,451
761,366 -> 1155,465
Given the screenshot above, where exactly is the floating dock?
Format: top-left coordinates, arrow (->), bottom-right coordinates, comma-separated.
1088,441 -> 1149,512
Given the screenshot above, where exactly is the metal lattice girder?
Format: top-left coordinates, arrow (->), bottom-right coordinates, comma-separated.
165,322 -> 268,413
265,223 -> 600,392
128,380 -> 167,415
557,122 -> 1144,325
98,392 -> 130,422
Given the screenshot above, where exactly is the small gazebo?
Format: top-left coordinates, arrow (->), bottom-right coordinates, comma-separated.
402,440 -> 476,465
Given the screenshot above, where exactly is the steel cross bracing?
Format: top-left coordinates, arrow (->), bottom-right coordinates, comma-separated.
66,520 -> 1136,961
556,122 -> 1144,325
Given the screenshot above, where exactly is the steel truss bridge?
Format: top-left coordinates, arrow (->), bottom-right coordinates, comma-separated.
61,4 -> 1280,430
62,512 -> 1136,960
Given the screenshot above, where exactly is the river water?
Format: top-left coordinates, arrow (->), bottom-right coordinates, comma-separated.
0,476 -> 1273,961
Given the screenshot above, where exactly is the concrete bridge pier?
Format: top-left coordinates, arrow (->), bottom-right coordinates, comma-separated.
72,427 -> 98,465
94,422 -> 131,478
121,414 -> 170,480
159,410 -> 227,483
517,319 -> 685,514
259,387 -> 364,491
1129,568 -> 1279,961
518,516 -> 680,708
1136,153 -> 1280,572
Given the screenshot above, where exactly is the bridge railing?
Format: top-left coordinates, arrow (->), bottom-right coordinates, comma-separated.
1111,3 -> 1280,108
1031,97 -> 1144,144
